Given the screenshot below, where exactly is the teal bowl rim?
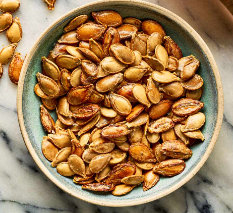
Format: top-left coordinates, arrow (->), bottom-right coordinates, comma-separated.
17,0 -> 224,207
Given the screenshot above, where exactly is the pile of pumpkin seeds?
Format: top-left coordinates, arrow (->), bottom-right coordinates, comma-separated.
0,0 -> 24,84
35,10 -> 205,196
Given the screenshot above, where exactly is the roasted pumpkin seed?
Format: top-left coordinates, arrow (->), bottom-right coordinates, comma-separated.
128,127 -> 143,144
56,162 -> 75,177
0,0 -> 20,12
51,147 -> 72,167
135,162 -> 155,170
124,66 -> 147,82
0,12 -> 12,32
8,52 -> 23,84
148,117 -> 174,133
183,130 -> 205,141
68,154 -> 85,177
143,170 -> 160,191
89,154 -> 111,173
41,136 -> 58,162
181,74 -> 204,90
133,84 -> 151,108
109,149 -> 127,164
155,44 -> 168,68
181,112 -> 205,132
146,77 -> 161,104
142,20 -> 166,37
143,56 -> 164,71
160,82 -> 184,99
147,32 -> 163,56
101,123 -> 130,139
117,24 -> 138,40
112,184 -> 134,196
131,33 -> 147,56
100,56 -> 126,74
186,87 -> 203,100
48,132 -> 71,148
167,56 -> 179,71
64,15 -> 88,32
164,36 -> 183,59
121,175 -> 144,185
40,105 -> 55,133
58,31 -> 79,44
146,132 -> 160,143
55,54 -> 80,69
6,16 -> 22,43
117,83 -> 137,102
95,166 -> 111,182
152,71 -> 180,83
126,112 -> 149,128
0,43 -> 17,65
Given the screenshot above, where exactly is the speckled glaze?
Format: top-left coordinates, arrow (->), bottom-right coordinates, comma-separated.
17,0 -> 223,207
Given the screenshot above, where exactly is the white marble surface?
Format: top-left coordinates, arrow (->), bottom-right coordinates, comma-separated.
0,0 -> 232,212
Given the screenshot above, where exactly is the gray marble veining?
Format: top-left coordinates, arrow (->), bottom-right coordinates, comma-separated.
0,0 -> 232,212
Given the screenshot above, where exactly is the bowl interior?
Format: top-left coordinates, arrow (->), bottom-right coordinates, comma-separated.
20,1 -> 219,206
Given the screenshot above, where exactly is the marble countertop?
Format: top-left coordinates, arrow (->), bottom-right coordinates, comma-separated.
0,0 -> 232,212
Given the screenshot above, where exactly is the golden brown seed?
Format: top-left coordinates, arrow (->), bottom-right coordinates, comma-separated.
0,12 -> 12,32
41,136 -> 58,161
110,43 -> 135,65
181,112 -> 205,132
34,84 -> 50,99
79,133 -> 90,147
152,143 -> 167,162
57,112 -> 75,126
0,0 -> 20,12
147,32 -> 163,56
161,140 -> 192,159
77,22 -> 106,41
42,57 -> 60,81
72,103 -> 100,120
101,124 -> 131,139
149,100 -> 173,120
89,138 -> 115,154
101,56 -> 126,74
174,124 -> 190,145
82,148 -> 98,163
89,154 -> 111,173
132,50 -> 142,66
121,175 -> 144,185
107,163 -> 136,184
109,149 -> 127,165
164,36 -> 183,59
69,67 -> 81,87
55,54 -> 80,69
8,52 -> 23,84
153,159 -> 185,177
124,66 -> 147,82
81,60 -> 98,77
82,183 -> 115,192
40,105 -> 55,133
0,43 -> 17,65
96,73 -> 123,93
95,116 -> 111,128
64,15 -> 88,32
183,130 -> 205,141
89,38 -> 104,59
146,132 -> 160,143
78,47 -> 101,63
117,83 -> 137,102
65,46 -> 85,59
112,184 -> 134,196
60,69 -> 71,91
89,90 -> 104,104
6,17 -> 22,43
100,107 -> 117,118
51,147 -> 72,167
56,162 -> 75,177
131,33 -> 147,56
67,85 -> 93,105
48,132 -> 71,148
129,143 -> 156,163
49,44 -> 68,59
41,98 -> 57,111
152,71 -> 180,83
146,77 -> 161,104
167,56 -> 179,71
161,128 -> 177,142
186,87 -> 203,100
179,55 -> 200,81
116,141 -> 130,152
155,44 -> 168,68
126,112 -> 149,128
133,84 -> 151,108
135,162 -> 155,170
57,97 -> 70,116
148,117 -> 174,133
142,20 -> 166,37
95,166 -> 111,182
68,154 -> 85,177
172,98 -> 204,116
160,82 -> 184,99
109,93 -> 132,116
92,10 -> 122,27
128,126 -> 143,144
73,175 -> 94,185
142,55 -> 164,71
123,17 -> 141,29
126,104 -> 145,122
181,74 -> 204,91
36,73 -> 60,97
58,31 -> 79,44
143,170 -> 160,191
117,24 -> 138,40
43,0 -> 56,10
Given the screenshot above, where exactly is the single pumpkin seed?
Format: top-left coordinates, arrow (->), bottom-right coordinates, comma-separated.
50,44 -> 68,59
60,69 -> 71,91
41,136 -> 58,162
121,175 -> 144,185
116,141 -> 130,152
48,132 -> 71,148
164,36 -> 183,59
89,128 -> 102,143
167,56 -> 179,71
142,56 -> 164,71
51,147 -> 72,167
172,98 -> 204,116
126,113 -> 149,128
109,149 -> 127,165
117,83 -> 137,102
142,20 -> 166,37
131,33 -> 147,56
101,123 -> 131,139
124,66 -> 147,82
146,77 -> 161,104
174,124 -> 190,145
89,138 -> 115,154
57,112 -> 75,126
152,143 -> 167,162
96,73 -> 124,93
82,148 -> 98,163
126,104 -> 145,122
58,31 -> 79,44
129,143 -> 156,163
155,44 -> 168,68
100,56 -> 126,74
95,116 -> 111,128
34,84 -> 50,99
95,166 -> 111,182
78,47 -> 100,63
40,105 -> 55,133
112,184 -> 134,196
160,82 -> 184,99
89,154 -> 111,173
117,24 -> 138,40
123,17 -> 141,29
0,0 -> 20,12
79,133 -> 90,147
0,43 -> 17,65
181,74 -> 204,90
8,52 -> 23,84
143,170 -> 160,191
147,32 -> 163,56
148,117 -> 174,133
128,126 -> 143,143
57,97 -> 70,117
131,50 -> 142,66
55,54 -> 80,69
41,57 -> 60,80
186,87 -> 203,100
161,128 -> 177,142
89,90 -> 104,104
41,98 -> 57,111
132,84 -> 151,108
153,159 -> 185,177
146,132 -> 160,143
65,46 -> 85,59
77,22 -> 106,41
81,60 -> 98,77
0,12 -> 12,32
181,112 -> 205,132
152,71 -> 180,83
89,38 -> 104,59
64,15 -> 88,32
68,154 -> 85,177
6,17 -> 22,43
109,93 -> 132,116
135,162 -> 155,170
100,107 -> 117,118
183,130 -> 205,141
56,162 -> 75,177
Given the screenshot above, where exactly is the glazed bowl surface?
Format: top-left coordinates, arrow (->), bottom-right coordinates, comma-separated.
17,0 -> 223,207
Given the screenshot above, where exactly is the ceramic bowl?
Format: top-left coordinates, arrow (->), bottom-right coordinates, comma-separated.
17,0 -> 223,207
